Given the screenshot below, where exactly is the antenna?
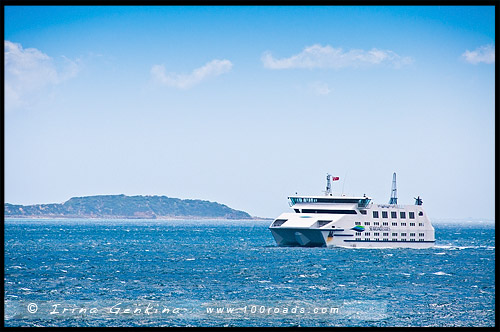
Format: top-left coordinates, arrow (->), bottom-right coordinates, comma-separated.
341,171 -> 347,196
389,172 -> 398,204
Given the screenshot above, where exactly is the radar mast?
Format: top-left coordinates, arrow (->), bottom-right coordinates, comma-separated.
325,173 -> 339,196
325,173 -> 332,196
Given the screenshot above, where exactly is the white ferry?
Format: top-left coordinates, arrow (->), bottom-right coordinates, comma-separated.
269,173 -> 435,248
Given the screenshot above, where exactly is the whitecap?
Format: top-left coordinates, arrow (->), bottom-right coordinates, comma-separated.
185,258 -> 195,261
433,271 -> 452,276
434,252 -> 446,255
429,303 -> 450,308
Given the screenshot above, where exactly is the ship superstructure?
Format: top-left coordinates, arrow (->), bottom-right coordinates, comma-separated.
269,173 -> 435,248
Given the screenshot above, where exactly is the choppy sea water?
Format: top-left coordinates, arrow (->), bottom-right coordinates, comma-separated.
4,219 -> 495,327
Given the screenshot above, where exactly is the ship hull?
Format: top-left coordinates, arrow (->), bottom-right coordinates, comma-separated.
270,227 -> 435,248
269,206 -> 435,249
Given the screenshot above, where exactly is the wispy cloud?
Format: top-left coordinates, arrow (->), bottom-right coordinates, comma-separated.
262,44 -> 413,70
462,44 -> 495,64
151,59 -> 233,89
4,40 -> 80,110
308,81 -> 332,96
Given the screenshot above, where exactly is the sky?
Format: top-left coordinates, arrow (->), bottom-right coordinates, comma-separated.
4,6 -> 495,220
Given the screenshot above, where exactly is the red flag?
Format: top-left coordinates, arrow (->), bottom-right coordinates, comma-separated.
332,177 -> 340,181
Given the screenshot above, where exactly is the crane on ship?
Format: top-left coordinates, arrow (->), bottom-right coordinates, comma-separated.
389,172 -> 398,204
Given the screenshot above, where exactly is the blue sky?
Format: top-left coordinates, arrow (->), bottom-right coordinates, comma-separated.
4,6 -> 495,220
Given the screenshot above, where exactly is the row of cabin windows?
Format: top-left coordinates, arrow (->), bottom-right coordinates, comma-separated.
373,211 -> 422,219
355,238 -> 426,242
355,232 -> 425,237
355,221 -> 425,227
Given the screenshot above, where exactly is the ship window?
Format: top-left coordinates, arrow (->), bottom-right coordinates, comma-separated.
419,233 -> 424,236
410,239 -> 416,242
294,209 -> 300,213
410,233 -> 415,236
356,238 -> 361,241
391,211 -> 397,218
392,222 -> 397,226
365,238 -> 370,241
418,211 -> 424,216
401,233 -> 407,236
302,209 -> 357,214
373,211 -> 379,218
419,239 -> 424,241
272,219 -> 287,227
365,232 -> 371,236
375,238 -> 380,241
410,222 -> 415,226
382,211 -> 388,218
316,198 -> 360,204
392,239 -> 397,241
317,220 -> 332,227
355,222 -> 361,225
383,222 -> 388,226
356,232 -> 362,236
374,222 -> 379,225
419,223 -> 424,226
383,233 -> 389,236
383,238 -> 389,241
374,232 -> 379,236
400,212 -> 406,219
409,212 -> 415,219
392,233 -> 397,236
360,210 -> 367,215
401,222 -> 407,226
364,222 -> 370,225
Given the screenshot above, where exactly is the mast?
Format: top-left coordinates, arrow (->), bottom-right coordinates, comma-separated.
325,173 -> 339,196
325,173 -> 332,196
389,172 -> 398,204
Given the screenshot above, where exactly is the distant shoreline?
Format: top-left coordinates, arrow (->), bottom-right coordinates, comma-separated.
4,216 -> 273,221
4,194 -> 262,220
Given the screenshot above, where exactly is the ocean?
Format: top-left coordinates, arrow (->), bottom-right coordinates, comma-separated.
4,219 -> 495,327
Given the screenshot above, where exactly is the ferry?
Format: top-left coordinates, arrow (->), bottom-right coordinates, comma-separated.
269,173 -> 435,248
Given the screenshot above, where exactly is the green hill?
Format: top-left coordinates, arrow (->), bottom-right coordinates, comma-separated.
4,194 -> 253,219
